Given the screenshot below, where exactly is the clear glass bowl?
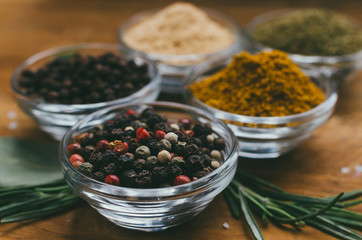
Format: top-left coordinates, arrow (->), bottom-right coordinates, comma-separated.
10,43 -> 161,141
58,101 -> 239,232
183,57 -> 338,159
245,9 -> 362,88
118,8 -> 243,93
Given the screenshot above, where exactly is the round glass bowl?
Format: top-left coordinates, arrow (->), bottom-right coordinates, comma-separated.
10,43 -> 161,141
59,101 -> 239,231
118,8 -> 243,93
183,58 -> 338,159
245,9 -> 362,88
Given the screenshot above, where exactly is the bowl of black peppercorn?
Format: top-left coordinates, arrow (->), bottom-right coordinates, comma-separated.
10,43 -> 161,140
59,101 -> 239,231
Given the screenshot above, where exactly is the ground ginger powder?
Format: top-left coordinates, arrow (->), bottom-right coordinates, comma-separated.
123,2 -> 234,55
190,50 -> 326,117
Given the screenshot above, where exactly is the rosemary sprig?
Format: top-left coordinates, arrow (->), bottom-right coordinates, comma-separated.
225,170 -> 362,240
0,179 -> 82,223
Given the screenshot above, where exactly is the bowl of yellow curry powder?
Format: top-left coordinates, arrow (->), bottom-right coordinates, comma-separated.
184,50 -> 338,159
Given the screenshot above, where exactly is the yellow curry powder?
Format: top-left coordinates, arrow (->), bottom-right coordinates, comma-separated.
190,50 -> 326,117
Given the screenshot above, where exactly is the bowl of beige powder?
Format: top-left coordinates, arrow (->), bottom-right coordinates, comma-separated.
119,2 -> 243,93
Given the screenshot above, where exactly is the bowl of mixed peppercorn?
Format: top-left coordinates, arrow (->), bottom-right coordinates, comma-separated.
10,43 -> 161,140
184,50 -> 338,158
59,102 -> 239,231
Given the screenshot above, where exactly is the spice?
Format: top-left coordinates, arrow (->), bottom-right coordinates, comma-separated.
251,8 -> 362,56
190,50 -> 326,117
18,52 -> 151,104
123,2 -> 234,55
68,107 -> 225,188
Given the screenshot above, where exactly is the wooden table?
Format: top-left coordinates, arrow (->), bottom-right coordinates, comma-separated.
1,0 -> 361,239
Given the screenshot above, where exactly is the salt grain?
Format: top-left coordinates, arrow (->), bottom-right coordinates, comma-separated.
222,222 -> 229,229
340,166 -> 351,174
7,111 -> 17,119
8,121 -> 19,130
355,164 -> 362,174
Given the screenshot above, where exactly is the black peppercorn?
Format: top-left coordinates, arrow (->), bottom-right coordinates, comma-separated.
169,164 -> 183,178
141,108 -> 156,119
200,154 -> 212,167
110,128 -> 123,141
174,131 -> 191,143
119,154 -> 134,169
152,166 -> 169,183
102,150 -> 118,164
126,138 -> 140,153
186,155 -> 204,172
93,171 -> 105,182
146,114 -> 164,128
185,143 -> 202,156
153,122 -> 172,133
88,152 -> 103,168
192,123 -> 212,136
133,159 -> 146,172
173,141 -> 187,156
192,169 -> 210,179
104,163 -> 118,175
81,145 -> 96,161
135,170 -> 153,188
121,169 -> 137,187
146,139 -> 159,155
213,137 -> 226,150
79,133 -> 96,147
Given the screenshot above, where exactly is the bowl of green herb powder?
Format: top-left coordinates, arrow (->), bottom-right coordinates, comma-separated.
246,8 -> 362,87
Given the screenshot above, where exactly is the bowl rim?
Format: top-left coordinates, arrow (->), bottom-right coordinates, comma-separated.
245,8 -> 362,64
59,101 -> 239,197
183,55 -> 338,125
117,7 -> 243,65
10,42 -> 161,113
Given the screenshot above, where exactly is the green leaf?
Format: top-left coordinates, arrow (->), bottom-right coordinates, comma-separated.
0,137 -> 63,187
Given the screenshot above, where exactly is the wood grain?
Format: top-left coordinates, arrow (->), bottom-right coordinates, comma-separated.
0,0 -> 361,239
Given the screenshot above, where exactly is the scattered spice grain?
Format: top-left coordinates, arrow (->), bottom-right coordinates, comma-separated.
190,50 -> 326,117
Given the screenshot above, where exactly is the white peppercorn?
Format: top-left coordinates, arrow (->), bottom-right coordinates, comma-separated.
158,150 -> 171,164
135,145 -> 151,159
165,132 -> 178,144
210,150 -> 222,161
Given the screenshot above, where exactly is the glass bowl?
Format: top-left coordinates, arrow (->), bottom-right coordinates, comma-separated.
10,43 -> 161,141
118,8 -> 243,93
58,101 -> 239,232
183,57 -> 338,159
245,9 -> 362,88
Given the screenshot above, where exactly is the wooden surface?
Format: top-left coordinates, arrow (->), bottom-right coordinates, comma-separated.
1,0 -> 362,239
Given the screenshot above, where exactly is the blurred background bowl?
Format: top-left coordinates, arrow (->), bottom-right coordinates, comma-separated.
244,9 -> 362,88
183,57 -> 338,159
11,43 -> 161,141
59,101 -> 239,232
118,8 -> 244,94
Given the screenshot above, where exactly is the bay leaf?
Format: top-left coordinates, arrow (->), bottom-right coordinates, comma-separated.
0,137 -> 63,187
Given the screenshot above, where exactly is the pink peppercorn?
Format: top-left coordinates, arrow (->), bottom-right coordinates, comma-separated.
69,154 -> 84,164
105,175 -> 120,186
173,175 -> 191,186
67,143 -> 81,155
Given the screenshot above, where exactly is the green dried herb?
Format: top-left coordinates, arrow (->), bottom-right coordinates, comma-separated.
225,170 -> 362,240
251,8 -> 362,56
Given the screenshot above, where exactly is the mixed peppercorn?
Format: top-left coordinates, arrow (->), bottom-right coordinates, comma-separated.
67,107 -> 226,188
18,52 -> 151,104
